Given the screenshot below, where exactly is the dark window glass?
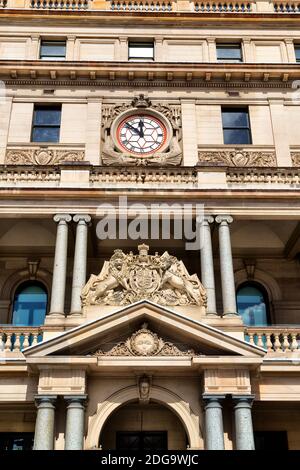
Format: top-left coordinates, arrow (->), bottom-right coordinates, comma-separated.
116,432 -> 167,451
31,105 -> 61,143
295,46 -> 300,62
40,40 -> 66,61
12,281 -> 47,326
222,108 -> 252,144
128,42 -> 154,61
254,431 -> 288,450
0,433 -> 34,450
217,44 -> 242,62
237,282 -> 269,326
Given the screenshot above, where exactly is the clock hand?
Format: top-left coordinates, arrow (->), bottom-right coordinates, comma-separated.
125,123 -> 140,136
138,119 -> 144,138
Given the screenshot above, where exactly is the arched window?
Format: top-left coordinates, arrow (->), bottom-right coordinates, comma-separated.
12,281 -> 48,326
236,282 -> 270,326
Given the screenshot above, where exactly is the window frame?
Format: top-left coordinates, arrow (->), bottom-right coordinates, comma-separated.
31,104 -> 62,143
39,39 -> 66,61
236,281 -> 271,326
128,41 -> 155,62
221,107 -> 252,145
10,280 -> 48,326
295,44 -> 300,63
216,43 -> 243,63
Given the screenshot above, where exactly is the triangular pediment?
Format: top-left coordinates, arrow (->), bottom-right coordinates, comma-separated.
24,301 -> 265,360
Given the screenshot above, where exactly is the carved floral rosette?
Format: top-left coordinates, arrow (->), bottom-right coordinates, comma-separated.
92,324 -> 202,357
198,150 -> 277,167
101,95 -> 183,166
5,148 -> 85,165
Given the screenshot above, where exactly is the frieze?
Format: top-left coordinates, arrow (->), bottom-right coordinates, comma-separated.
91,323 -> 202,357
291,153 -> 300,166
5,148 -> 85,165
198,150 -> 277,167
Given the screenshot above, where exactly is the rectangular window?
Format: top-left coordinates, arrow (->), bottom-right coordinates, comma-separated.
221,107 -> 252,145
40,40 -> 66,61
0,433 -> 34,450
217,44 -> 243,63
295,45 -> 300,62
31,105 -> 61,143
128,41 -> 154,61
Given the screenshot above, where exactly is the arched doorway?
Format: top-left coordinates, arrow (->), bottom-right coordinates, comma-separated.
99,401 -> 188,450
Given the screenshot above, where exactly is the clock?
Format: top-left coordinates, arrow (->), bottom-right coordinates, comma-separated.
116,114 -> 167,156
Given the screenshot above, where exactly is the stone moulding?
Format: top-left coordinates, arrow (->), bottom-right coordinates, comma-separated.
291,152 -> 300,167
5,148 -> 85,165
198,149 -> 277,167
91,323 -> 203,357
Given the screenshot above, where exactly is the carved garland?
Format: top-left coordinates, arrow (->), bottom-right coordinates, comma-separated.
5,149 -> 85,165
198,150 -> 277,167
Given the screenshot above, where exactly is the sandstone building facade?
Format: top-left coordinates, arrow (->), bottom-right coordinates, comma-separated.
0,0 -> 300,451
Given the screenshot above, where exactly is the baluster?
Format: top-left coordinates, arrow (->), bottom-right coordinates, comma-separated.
257,333 -> 264,348
0,332 -> 4,351
32,333 -> 39,346
291,333 -> 299,351
23,333 -> 30,349
266,333 -> 273,352
282,333 -> 290,352
5,333 -> 12,351
274,333 -> 282,352
247,332 -> 255,345
14,333 -> 21,352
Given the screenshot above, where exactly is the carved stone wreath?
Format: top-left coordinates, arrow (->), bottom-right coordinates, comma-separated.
92,323 -> 202,357
198,150 -> 277,167
101,95 -> 182,166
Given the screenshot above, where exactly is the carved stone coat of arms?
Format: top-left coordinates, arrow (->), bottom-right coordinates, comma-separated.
81,244 -> 207,308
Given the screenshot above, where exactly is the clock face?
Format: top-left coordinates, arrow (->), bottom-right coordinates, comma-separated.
117,114 -> 167,156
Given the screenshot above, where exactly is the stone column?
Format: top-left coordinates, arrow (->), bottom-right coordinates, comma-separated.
70,214 -> 91,316
233,396 -> 255,450
268,99 -> 292,167
64,395 -> 87,450
200,216 -> 217,315
215,215 -> 237,316
181,99 -> 198,166
33,396 -> 57,450
49,214 -> 72,317
203,395 -> 225,450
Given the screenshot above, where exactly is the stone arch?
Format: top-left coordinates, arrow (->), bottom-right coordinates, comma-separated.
86,385 -> 203,450
234,268 -> 282,302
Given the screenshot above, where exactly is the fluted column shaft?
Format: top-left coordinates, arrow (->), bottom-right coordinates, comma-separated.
233,396 -> 255,450
203,395 -> 225,450
64,395 -> 87,450
215,215 -> 237,316
33,396 -> 57,450
49,214 -> 72,316
200,216 -> 217,315
70,215 -> 91,315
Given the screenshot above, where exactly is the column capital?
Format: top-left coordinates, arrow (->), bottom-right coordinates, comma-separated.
232,395 -> 255,408
64,394 -> 88,408
215,215 -> 233,225
199,215 -> 214,225
73,214 -> 91,224
53,213 -> 72,224
202,394 -> 226,408
207,37 -> 216,43
35,395 -> 57,408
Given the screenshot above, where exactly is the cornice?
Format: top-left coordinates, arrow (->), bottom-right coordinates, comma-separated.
0,61 -> 299,88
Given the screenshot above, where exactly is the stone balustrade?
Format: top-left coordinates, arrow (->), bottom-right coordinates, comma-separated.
227,168 -> 300,185
110,0 -> 172,10
0,0 -> 299,11
245,326 -> 300,354
0,326 -> 43,353
194,2 -> 252,12
0,167 -> 61,186
30,0 -> 89,9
